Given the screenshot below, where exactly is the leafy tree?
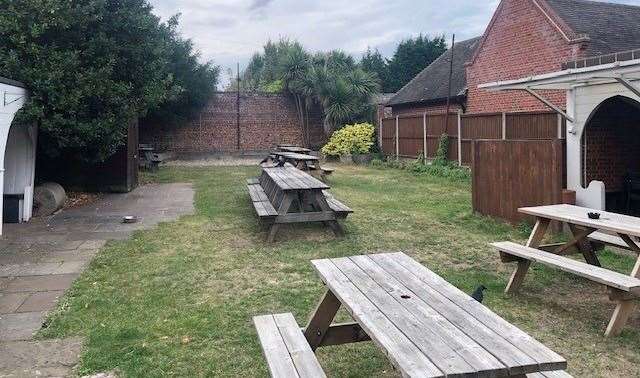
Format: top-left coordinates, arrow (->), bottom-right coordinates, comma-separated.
385,34 -> 447,92
241,39 -> 380,144
0,0 -> 218,163
359,48 -> 389,91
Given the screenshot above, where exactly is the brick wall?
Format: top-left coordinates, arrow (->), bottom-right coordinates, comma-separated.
392,103 -> 462,117
585,97 -> 640,192
466,0 -> 586,113
141,92 -> 326,154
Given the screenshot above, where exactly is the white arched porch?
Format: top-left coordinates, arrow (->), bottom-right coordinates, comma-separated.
479,56 -> 640,211
0,77 -> 36,235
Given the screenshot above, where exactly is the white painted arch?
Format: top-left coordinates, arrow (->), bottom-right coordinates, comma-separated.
0,77 -> 37,235
480,58 -> 640,210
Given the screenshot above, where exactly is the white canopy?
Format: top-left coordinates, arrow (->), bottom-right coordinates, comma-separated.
478,58 -> 640,210
0,78 -> 36,235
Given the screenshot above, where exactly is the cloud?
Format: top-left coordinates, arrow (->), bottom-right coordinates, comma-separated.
147,0 -> 636,88
249,0 -> 274,11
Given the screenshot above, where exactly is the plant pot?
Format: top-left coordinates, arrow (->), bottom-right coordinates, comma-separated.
352,153 -> 373,165
340,154 -> 353,164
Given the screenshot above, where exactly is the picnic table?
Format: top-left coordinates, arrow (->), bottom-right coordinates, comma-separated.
254,252 -> 569,377
246,165 -> 352,242
266,151 -> 334,180
493,204 -> 640,336
277,145 -> 312,154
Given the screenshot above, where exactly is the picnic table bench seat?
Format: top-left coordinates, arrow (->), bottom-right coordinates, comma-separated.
527,371 -> 573,378
322,190 -> 352,218
247,179 -> 278,218
253,313 -> 326,378
494,242 -> 640,294
588,231 -> 636,250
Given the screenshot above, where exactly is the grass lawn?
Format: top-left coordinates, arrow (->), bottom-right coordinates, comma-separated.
40,164 -> 640,377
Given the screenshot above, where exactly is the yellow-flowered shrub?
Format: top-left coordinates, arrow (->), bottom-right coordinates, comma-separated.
321,122 -> 375,156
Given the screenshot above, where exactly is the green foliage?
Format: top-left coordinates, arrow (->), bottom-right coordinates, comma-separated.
434,134 -> 450,166
358,35 -> 447,93
241,39 -> 380,137
371,154 -> 470,182
0,1 -> 218,163
321,122 -> 375,156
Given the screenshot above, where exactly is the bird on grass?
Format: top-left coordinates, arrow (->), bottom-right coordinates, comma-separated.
471,285 -> 487,303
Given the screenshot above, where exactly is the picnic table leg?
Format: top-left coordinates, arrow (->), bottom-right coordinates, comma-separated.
267,193 -> 294,243
505,218 -> 550,294
568,224 -> 601,266
605,234 -> 640,337
312,192 -> 344,237
304,289 -> 341,350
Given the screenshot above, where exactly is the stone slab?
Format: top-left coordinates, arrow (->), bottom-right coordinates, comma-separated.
0,263 -> 62,278
16,291 -> 64,313
0,293 -> 28,314
0,337 -> 82,371
3,274 -> 79,293
0,312 -> 45,341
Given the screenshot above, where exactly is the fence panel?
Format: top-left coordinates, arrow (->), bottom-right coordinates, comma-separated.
472,139 -> 565,223
398,116 -> 423,157
506,111 -> 564,139
461,113 -> 502,139
381,118 -> 396,155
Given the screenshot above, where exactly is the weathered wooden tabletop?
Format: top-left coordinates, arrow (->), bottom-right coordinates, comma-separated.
520,204 -> 640,238
262,166 -> 329,191
272,151 -> 319,161
310,252 -> 567,377
277,146 -> 312,153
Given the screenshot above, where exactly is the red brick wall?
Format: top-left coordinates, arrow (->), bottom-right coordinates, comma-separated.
466,0 -> 586,113
140,92 -> 326,154
585,98 -> 640,191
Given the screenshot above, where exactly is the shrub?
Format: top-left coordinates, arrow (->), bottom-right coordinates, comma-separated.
321,122 -> 375,156
433,133 -> 450,166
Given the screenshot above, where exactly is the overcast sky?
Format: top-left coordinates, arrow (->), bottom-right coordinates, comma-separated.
148,0 -> 640,88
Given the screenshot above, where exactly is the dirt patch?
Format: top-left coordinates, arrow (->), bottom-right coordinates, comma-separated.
64,192 -> 101,209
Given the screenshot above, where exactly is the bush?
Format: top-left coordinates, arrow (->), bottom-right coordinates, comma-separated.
371,155 -> 470,182
321,122 -> 375,156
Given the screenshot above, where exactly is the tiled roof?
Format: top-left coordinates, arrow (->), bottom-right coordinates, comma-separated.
387,37 -> 481,106
546,0 -> 640,56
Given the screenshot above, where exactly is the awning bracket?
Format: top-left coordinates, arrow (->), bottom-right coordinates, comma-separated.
524,88 -> 575,123
615,77 -> 640,98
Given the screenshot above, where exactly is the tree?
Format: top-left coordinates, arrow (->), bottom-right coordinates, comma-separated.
359,48 -> 389,91
385,34 -> 447,92
0,0 -> 218,163
241,39 -> 380,143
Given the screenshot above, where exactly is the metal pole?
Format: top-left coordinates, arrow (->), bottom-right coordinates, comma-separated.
444,34 -> 455,139
502,112 -> 507,140
236,62 -> 241,150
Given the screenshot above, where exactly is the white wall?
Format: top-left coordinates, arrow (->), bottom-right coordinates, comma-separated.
0,81 -> 33,230
565,81 -> 640,208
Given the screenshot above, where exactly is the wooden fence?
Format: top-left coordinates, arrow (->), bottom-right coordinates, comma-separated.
471,139 -> 566,223
379,111 -> 565,164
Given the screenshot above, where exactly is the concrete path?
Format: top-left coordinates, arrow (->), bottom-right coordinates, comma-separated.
0,184 -> 194,377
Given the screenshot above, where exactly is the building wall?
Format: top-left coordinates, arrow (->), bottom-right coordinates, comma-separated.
465,0 -> 586,113
141,92 -> 326,154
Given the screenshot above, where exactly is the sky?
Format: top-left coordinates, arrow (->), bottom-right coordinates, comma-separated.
147,0 -> 640,88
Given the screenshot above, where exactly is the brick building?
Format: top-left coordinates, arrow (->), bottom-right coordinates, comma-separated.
389,0 -> 640,116
141,92 -> 326,156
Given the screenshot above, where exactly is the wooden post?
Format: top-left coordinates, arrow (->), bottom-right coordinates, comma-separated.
422,112 -> 427,163
557,113 -> 563,139
501,112 -> 507,140
457,110 -> 462,166
378,117 -> 383,150
395,115 -> 399,160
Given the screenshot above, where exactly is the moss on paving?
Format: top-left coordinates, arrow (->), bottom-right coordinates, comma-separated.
40,165 -> 640,377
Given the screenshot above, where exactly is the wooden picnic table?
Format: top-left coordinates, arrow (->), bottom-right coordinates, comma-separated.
267,151 -> 334,180
277,145 -> 312,154
253,166 -> 350,241
495,204 -> 640,336
255,252 -> 568,377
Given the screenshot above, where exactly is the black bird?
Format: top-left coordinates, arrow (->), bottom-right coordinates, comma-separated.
471,285 -> 487,303
276,158 -> 287,167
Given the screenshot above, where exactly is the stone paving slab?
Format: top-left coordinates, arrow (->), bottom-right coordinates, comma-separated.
0,183 -> 194,376
0,312 -> 45,341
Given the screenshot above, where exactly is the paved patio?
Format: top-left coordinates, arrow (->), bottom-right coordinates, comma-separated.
0,183 -> 194,376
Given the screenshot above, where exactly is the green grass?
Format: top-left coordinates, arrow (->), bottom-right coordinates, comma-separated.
40,165 -> 640,377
